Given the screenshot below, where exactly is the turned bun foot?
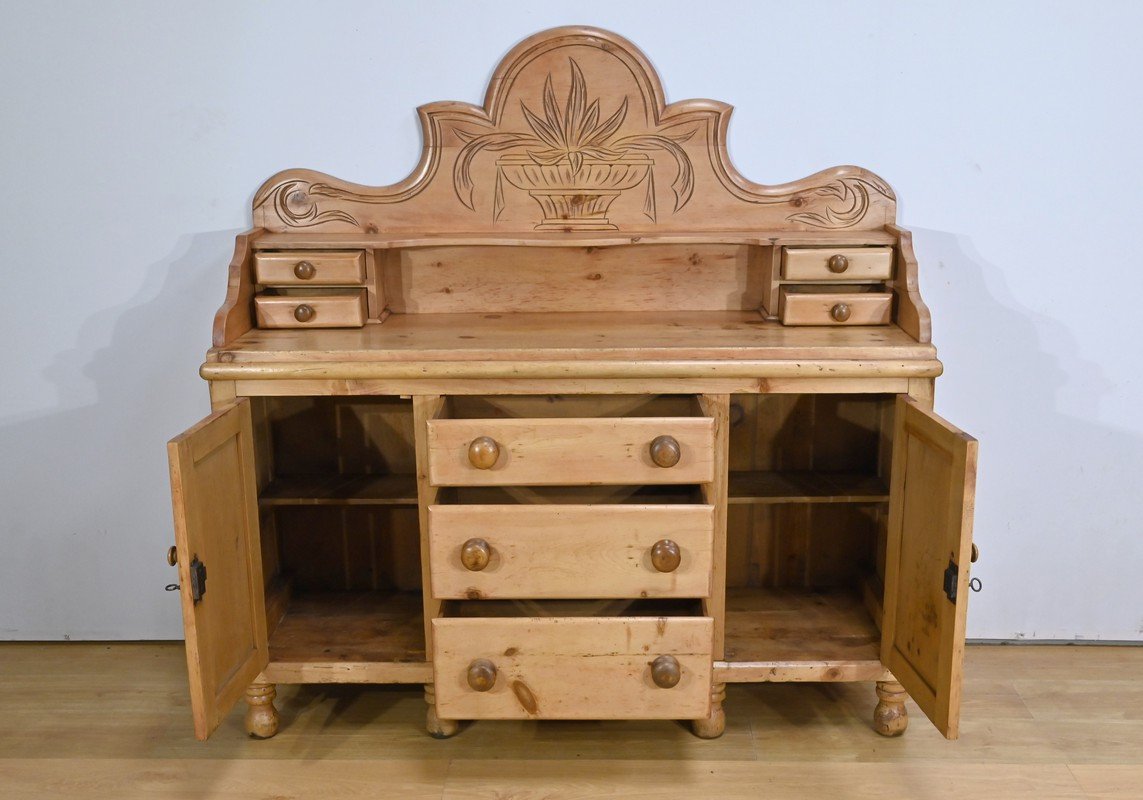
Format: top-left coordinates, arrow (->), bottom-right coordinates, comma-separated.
691,683 -> 727,739
244,682 -> 280,739
424,685 -> 459,739
873,680 -> 909,737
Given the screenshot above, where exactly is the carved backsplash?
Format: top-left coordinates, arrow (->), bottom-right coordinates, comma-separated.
252,27 -> 895,234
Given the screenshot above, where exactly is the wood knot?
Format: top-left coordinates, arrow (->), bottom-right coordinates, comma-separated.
511,680 -> 539,715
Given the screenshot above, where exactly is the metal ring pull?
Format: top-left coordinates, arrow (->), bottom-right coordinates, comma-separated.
165,584 -> 180,592
968,577 -> 982,593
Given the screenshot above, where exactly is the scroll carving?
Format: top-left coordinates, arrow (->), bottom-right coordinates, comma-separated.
252,27 -> 896,233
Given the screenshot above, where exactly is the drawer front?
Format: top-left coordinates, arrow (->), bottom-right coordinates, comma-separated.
782,247 -> 893,281
255,251 -> 366,285
426,417 -> 716,486
779,289 -> 892,326
255,291 -> 367,329
432,616 -> 713,719
428,504 -> 714,600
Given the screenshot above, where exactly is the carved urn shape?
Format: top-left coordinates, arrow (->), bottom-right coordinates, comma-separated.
496,153 -> 652,230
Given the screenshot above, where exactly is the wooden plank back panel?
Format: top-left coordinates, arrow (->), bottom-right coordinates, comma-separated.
432,616 -> 713,719
725,394 -> 888,590
428,504 -> 714,599
384,244 -> 759,313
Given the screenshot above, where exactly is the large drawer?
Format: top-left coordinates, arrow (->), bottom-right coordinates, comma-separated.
782,246 -> 893,281
432,615 -> 713,719
426,417 -> 715,486
254,250 -> 367,285
254,290 -> 368,329
428,504 -> 714,600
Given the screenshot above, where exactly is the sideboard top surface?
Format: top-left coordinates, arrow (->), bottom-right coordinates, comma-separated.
212,311 -> 934,364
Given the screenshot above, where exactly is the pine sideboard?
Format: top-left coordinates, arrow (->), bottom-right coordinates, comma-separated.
166,26 -> 978,743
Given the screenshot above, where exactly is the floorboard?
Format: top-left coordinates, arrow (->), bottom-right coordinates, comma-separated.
0,643 -> 1139,799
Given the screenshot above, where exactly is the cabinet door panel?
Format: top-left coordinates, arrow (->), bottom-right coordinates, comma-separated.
168,399 -> 268,740
882,396 -> 978,739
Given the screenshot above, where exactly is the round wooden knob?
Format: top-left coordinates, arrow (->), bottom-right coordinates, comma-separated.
467,436 -> 500,469
971,543 -> 980,563
293,303 -> 316,323
827,254 -> 850,273
166,546 -> 178,567
651,655 -> 681,689
467,659 -> 497,692
649,435 -> 681,468
461,538 -> 491,571
830,302 -> 851,322
293,260 -> 316,280
650,539 -> 681,573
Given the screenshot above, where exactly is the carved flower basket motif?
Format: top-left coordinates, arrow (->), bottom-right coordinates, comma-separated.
453,58 -> 694,230
496,154 -> 653,230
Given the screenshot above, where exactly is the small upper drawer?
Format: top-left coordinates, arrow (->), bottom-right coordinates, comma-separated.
425,416 -> 716,486
779,286 -> 892,326
428,504 -> 715,600
782,247 -> 893,281
255,251 -> 366,286
255,290 -> 367,329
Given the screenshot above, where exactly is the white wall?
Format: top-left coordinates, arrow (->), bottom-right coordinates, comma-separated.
2,0 -> 1141,641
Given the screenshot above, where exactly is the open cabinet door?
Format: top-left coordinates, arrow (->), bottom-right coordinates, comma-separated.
882,396 -> 978,739
168,399 -> 268,740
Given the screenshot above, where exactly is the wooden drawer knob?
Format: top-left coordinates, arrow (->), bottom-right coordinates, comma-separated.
293,260 -> 316,280
649,435 -> 681,468
830,302 -> 851,322
461,538 -> 491,571
651,655 -> 681,689
467,436 -> 500,469
650,539 -> 681,573
467,658 -> 497,692
827,254 -> 849,273
293,303 -> 316,323
971,543 -> 980,563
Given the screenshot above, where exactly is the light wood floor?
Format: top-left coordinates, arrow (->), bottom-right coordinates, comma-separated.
1,644 -> 1140,799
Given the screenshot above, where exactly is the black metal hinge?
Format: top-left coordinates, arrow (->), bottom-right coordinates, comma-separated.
188,556 -> 207,604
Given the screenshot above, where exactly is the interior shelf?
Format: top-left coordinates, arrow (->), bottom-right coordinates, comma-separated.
267,590 -> 425,663
260,474 -> 418,506
728,471 -> 888,505
722,587 -> 881,663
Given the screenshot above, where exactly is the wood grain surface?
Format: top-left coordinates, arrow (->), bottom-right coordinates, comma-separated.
0,643 -> 1139,798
